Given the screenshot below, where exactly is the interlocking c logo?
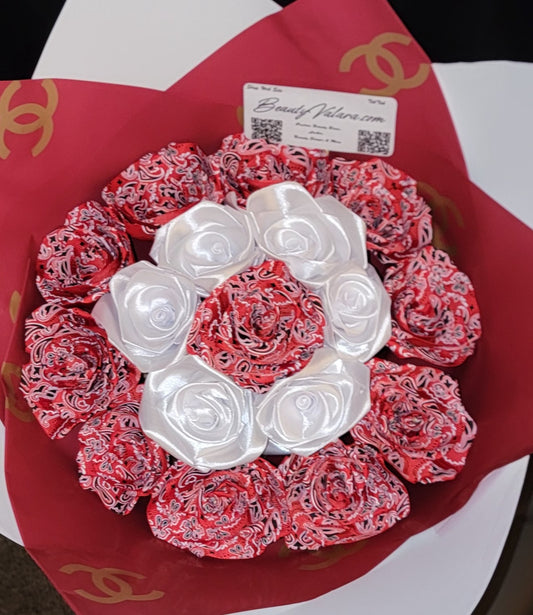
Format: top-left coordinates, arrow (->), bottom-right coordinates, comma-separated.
278,541 -> 366,570
339,32 -> 430,96
0,79 -> 58,160
417,181 -> 464,255
1,362 -> 33,422
9,290 -> 21,324
59,564 -> 165,604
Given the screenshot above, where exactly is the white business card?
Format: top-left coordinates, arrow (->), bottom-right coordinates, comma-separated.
243,83 -> 397,156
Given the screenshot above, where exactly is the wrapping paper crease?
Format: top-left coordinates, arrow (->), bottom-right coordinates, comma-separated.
1,0 -> 532,613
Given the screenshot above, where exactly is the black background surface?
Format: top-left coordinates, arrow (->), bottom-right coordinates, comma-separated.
0,0 -> 532,79
0,2 -> 532,615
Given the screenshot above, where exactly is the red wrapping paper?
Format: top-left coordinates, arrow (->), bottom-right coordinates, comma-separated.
1,0 -> 533,613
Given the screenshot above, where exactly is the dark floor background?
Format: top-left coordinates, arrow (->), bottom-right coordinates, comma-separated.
1,1 -> 532,613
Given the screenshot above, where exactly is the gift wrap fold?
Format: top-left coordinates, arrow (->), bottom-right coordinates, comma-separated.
1,0 -> 532,613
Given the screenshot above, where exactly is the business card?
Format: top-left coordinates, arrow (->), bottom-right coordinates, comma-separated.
243,83 -> 397,156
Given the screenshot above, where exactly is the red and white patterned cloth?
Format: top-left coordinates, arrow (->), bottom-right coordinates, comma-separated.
21,133 -> 480,559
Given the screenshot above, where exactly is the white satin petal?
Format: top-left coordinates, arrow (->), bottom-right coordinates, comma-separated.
140,355 -> 266,470
247,182 -> 367,287
315,195 -> 368,269
323,262 -> 391,361
256,348 -> 370,456
92,261 -> 198,372
150,201 -> 259,295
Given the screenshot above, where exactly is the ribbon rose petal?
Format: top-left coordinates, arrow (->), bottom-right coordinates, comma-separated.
36,201 -> 134,306
139,355 -> 266,470
147,458 -> 289,559
351,359 -> 477,483
77,400 -> 169,514
247,182 -> 367,287
323,262 -> 391,361
92,260 -> 198,373
186,259 -> 325,393
278,441 -> 410,550
21,303 -> 140,439
150,201 -> 260,295
331,157 -> 433,261
102,142 -> 220,239
256,348 -> 370,455
384,246 -> 481,366
208,133 -> 331,208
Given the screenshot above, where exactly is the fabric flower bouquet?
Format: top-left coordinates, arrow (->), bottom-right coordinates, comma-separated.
20,133 -> 481,559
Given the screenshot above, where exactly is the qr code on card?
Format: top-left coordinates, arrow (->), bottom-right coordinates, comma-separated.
251,117 -> 283,143
357,129 -> 392,155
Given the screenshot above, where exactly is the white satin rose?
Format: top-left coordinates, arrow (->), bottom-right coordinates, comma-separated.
324,262 -> 391,361
256,348 -> 370,456
139,355 -> 266,470
247,182 -> 367,287
92,260 -> 198,372
150,201 -> 259,295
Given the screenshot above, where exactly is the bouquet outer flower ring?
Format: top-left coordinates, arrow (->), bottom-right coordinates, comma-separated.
21,133 -> 481,559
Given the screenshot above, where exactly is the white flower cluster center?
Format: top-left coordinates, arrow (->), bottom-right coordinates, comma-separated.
93,182 -> 391,470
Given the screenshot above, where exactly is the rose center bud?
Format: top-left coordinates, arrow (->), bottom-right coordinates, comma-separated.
234,298 -> 280,340
279,391 -> 327,440
184,405 -> 219,430
278,228 -> 310,254
295,393 -> 320,423
325,474 -> 354,511
186,259 -> 325,393
202,493 -> 227,514
251,302 -> 279,338
192,232 -> 232,265
45,340 -> 100,385
313,467 -> 356,513
149,303 -> 177,330
337,280 -> 376,318
401,414 -> 424,434
178,387 -> 232,437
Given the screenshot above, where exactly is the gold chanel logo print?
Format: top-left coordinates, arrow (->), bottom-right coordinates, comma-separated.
9,290 -> 21,324
0,79 -> 58,160
278,541 -> 366,570
339,32 -> 430,96
299,541 -> 366,571
59,564 -> 165,604
1,362 -> 33,422
417,181 -> 464,256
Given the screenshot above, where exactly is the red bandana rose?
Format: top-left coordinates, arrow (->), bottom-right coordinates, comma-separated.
102,142 -> 220,239
186,259 -> 326,393
77,400 -> 169,514
21,304 -> 140,438
147,458 -> 289,559
331,157 -> 433,261
384,246 -> 482,366
36,201 -> 134,306
278,441 -> 410,550
351,359 -> 477,483
208,133 -> 331,208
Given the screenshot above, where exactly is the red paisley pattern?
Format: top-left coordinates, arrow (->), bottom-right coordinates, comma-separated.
36,201 -> 134,305
23,134 -> 483,558
21,304 -> 140,438
351,359 -> 477,483
278,441 -> 410,550
208,133 -> 331,208
384,246 -> 481,366
147,458 -> 289,559
186,259 -> 326,393
77,401 -> 169,514
331,157 -> 433,260
102,142 -> 220,239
